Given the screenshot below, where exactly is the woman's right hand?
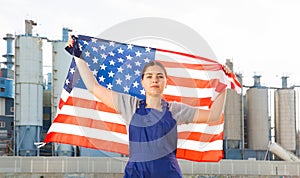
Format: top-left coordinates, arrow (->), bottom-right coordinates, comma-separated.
67,35 -> 74,48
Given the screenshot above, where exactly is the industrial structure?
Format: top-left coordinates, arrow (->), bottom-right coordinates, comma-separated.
0,20 -> 299,176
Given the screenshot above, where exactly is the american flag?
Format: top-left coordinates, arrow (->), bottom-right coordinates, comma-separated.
44,35 -> 241,162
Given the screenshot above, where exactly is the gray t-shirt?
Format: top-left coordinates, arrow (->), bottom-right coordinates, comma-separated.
115,93 -> 196,125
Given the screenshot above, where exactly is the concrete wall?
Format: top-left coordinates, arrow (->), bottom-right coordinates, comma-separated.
0,157 -> 299,177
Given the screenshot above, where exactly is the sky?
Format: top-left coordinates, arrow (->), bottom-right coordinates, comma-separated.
1,0 -> 300,88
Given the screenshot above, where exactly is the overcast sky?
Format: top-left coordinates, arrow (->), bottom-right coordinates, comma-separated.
1,0 -> 300,88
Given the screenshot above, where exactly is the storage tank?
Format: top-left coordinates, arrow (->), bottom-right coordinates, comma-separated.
274,77 -> 296,151
15,35 -> 43,156
295,87 -> 300,156
52,30 -> 73,156
246,75 -> 270,150
224,88 -> 242,149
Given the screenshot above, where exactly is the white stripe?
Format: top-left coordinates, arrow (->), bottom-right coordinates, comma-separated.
156,51 -> 217,65
166,67 -> 227,84
70,87 -> 100,101
60,89 -> 70,102
164,85 -> 217,98
177,139 -> 223,151
177,123 -> 224,134
58,105 -> 127,125
48,123 -> 129,144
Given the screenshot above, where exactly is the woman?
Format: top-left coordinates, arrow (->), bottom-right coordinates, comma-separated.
68,40 -> 226,178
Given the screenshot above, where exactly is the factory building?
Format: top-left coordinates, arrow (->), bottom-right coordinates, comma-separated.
0,20 -> 299,161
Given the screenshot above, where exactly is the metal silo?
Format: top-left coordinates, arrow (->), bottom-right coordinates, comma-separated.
15,34 -> 43,156
52,29 -> 73,156
224,89 -> 242,148
274,78 -> 296,152
246,76 -> 270,150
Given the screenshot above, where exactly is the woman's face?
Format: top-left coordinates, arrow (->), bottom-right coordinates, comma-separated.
141,65 -> 167,97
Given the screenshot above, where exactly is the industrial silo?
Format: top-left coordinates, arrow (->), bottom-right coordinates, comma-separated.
52,28 -> 74,156
14,20 -> 43,156
224,88 -> 242,148
246,75 -> 270,151
274,77 -> 296,152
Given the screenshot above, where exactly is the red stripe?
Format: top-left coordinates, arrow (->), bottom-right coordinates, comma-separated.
44,132 -> 129,155
167,76 -> 227,91
58,98 -> 65,110
53,114 -> 127,134
156,48 -> 218,64
176,148 -> 223,162
159,60 -> 221,71
64,97 -> 117,113
163,94 -> 212,107
178,132 -> 223,142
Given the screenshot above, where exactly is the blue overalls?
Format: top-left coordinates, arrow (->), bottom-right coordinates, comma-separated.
124,100 -> 183,178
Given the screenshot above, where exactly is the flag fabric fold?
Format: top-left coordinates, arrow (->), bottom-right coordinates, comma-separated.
44,35 -> 241,162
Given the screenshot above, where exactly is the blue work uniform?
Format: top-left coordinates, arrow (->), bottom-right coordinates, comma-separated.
124,100 -> 183,178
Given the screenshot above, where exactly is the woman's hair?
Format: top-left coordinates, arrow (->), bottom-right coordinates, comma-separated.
141,61 -> 167,79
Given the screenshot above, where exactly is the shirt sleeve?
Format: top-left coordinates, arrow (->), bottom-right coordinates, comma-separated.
114,92 -> 139,124
169,102 -> 196,125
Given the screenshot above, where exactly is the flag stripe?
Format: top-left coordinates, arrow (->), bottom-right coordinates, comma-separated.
45,132 -> 129,155
178,131 -> 223,142
47,123 -> 128,144
53,114 -> 127,134
176,149 -> 223,162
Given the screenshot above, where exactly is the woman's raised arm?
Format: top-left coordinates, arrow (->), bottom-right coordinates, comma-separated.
73,55 -> 118,111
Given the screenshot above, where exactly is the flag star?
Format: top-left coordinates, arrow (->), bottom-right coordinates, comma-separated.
83,40 -> 89,45
117,66 -> 124,73
109,60 -> 115,66
91,38 -> 97,43
145,47 -> 151,52
140,89 -> 146,95
118,57 -> 124,63
109,41 -> 115,46
117,47 -> 124,54
107,83 -> 113,89
65,79 -> 70,85
92,57 -> 98,63
135,51 -> 142,57
101,53 -> 107,59
133,81 -> 139,88
85,51 -> 90,57
78,43 -> 83,51
126,55 -> 133,60
109,51 -> 115,56
125,74 -> 132,80
100,64 -> 107,70
127,44 -> 133,50
92,69 -> 98,76
134,69 -> 141,76
92,46 -> 98,52
69,67 -> 75,74
144,58 -> 151,63
123,85 -> 130,93
98,75 -> 105,82
116,78 -> 122,85
108,71 -> 115,77
100,44 -> 106,50
135,61 -> 141,66
127,64 -> 132,69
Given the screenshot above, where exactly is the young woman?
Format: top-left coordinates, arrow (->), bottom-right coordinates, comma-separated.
68,41 -> 226,178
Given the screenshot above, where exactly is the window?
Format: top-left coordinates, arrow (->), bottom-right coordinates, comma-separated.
0,87 -> 5,92
0,121 -> 5,128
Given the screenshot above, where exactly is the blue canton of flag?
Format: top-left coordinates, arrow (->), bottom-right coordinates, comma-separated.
65,35 -> 156,100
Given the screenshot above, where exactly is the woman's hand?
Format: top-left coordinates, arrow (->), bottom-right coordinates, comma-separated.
221,64 -> 232,76
67,35 -> 75,48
